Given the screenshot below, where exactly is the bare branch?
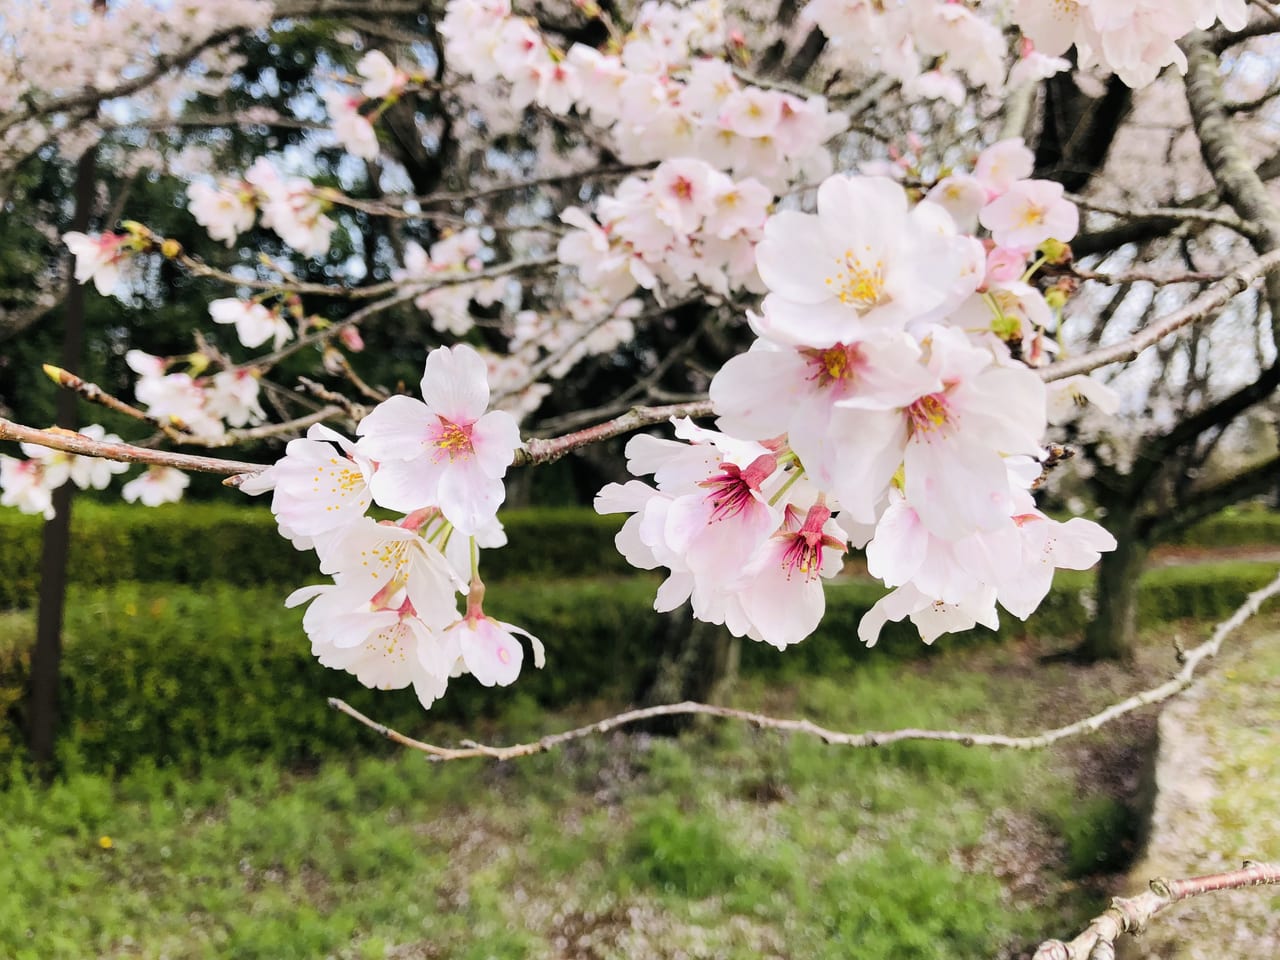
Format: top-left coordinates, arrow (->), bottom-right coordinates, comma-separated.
0,418 -> 264,475
1041,248 -> 1280,381
513,400 -> 715,467
243,255 -> 559,372
1033,861 -> 1280,960
1069,266 -> 1226,286
1068,193 -> 1264,239
41,364 -> 187,440
327,571 -> 1280,761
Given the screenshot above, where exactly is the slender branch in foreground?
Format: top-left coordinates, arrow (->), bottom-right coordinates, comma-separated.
512,399 -> 714,467
328,571 -> 1280,762
0,418 -> 264,475
1033,861 -> 1280,960
1041,247 -> 1280,381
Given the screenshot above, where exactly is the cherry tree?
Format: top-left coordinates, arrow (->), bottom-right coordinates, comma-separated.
3,1 -> 1280,954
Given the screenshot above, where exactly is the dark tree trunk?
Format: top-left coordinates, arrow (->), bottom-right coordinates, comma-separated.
27,144 -> 95,769
635,612 -> 739,735
1080,502 -> 1148,663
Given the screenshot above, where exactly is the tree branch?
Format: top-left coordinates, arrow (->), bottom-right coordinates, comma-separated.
0,418 -> 263,475
1033,861 -> 1280,960
1144,454 -> 1280,543
1041,248 -> 1280,380
512,400 -> 714,467
327,571 -> 1280,761
1067,194 -> 1263,239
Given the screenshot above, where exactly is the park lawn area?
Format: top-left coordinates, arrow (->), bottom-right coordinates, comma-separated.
5,609 -> 1263,960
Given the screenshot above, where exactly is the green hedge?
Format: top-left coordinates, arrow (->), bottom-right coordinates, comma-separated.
4,503 -> 1275,610
1169,504 -> 1280,548
0,503 -> 631,609
2,561 -> 1275,778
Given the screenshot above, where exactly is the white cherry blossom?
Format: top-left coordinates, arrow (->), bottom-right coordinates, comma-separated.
122,466 -> 190,506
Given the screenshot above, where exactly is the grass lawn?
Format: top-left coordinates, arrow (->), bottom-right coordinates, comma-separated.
3,602 -> 1243,960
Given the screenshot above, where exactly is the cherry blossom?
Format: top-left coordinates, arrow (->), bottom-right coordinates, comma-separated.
63,231 -> 132,296
979,180 -> 1079,250
121,467 -> 190,507
752,175 -> 980,346
265,424 -> 375,543
324,90 -> 380,160
66,425 -> 131,490
356,344 -> 522,534
208,298 -> 293,351
0,456 -> 60,519
187,181 -> 256,247
445,592 -> 546,688
356,50 -> 407,99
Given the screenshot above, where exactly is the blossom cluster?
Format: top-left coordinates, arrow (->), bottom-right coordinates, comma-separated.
391,228 -> 505,337
247,344 -> 541,708
187,157 -> 337,257
558,157 -> 771,301
440,0 -> 844,186
806,0 -> 1249,93
0,426 -> 186,518
0,0 -> 271,166
126,350 -> 267,439
599,152 -> 1117,649
1013,0 -> 1248,87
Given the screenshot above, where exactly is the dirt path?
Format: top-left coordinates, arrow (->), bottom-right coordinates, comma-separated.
1119,618 -> 1280,959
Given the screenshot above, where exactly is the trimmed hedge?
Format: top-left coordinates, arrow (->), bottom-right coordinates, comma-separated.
3,502 -> 1276,610
3,561 -> 1276,777
0,502 -> 631,609
1169,504 -> 1280,549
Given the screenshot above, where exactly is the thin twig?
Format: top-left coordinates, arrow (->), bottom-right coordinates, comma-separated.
1033,861 -> 1280,960
248,255 -> 558,372
1042,247 -> 1280,381
327,571 -> 1280,762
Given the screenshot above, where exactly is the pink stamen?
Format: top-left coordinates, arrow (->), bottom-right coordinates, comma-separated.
779,503 -> 845,580
698,453 -> 777,522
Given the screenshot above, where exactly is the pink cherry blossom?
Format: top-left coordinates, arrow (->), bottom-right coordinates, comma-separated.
734,503 -> 848,649
356,50 -> 407,98
266,424 -> 375,542
972,138 -> 1035,196
753,175 -> 978,346
356,344 -> 522,534
0,455 -> 62,518
979,179 -> 1079,250
446,606 -> 545,687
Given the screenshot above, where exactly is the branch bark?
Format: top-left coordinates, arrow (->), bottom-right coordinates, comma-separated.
1040,248 -> 1280,381
1033,861 -> 1280,960
0,418 -> 263,475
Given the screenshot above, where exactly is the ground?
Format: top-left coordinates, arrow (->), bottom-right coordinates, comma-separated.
1119,617 -> 1280,959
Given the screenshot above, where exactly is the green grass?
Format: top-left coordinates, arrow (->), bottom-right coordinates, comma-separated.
0,639 -> 1146,960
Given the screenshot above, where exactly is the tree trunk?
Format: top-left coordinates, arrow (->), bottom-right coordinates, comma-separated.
26,144 -> 95,769
635,612 -> 739,735
1079,504 -> 1148,663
